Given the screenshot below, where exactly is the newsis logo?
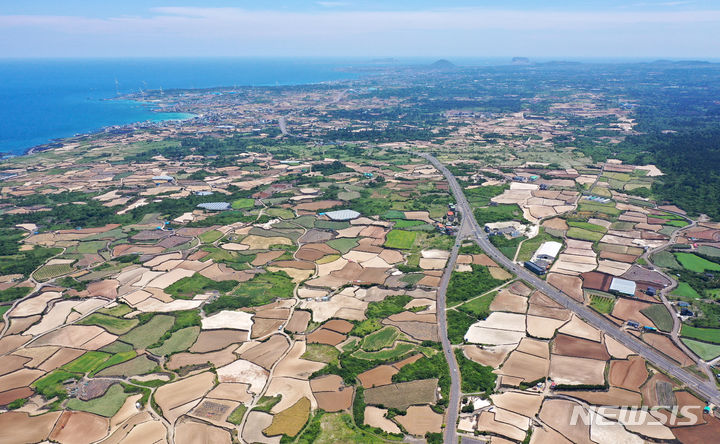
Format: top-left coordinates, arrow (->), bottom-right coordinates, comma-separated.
569,405 -> 702,427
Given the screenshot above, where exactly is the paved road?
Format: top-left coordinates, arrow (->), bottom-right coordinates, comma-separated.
434,228 -> 465,444
420,152 -> 720,408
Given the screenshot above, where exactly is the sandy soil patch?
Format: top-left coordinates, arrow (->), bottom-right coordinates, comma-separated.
499,351 -> 549,384
250,318 -> 285,338
147,268 -> 197,289
241,235 -> 292,249
167,345 -> 238,370
465,327 -> 526,346
10,291 -> 62,317
12,345 -> 58,368
239,335 -> 290,370
252,250 -> 285,266
395,405 -> 442,436
558,387 -> 642,407
558,315 -> 602,342
364,379 -> 437,410
526,315 -> 568,338
175,419 -> 231,444
0,411 -> 62,443
553,334 -> 611,360
364,406 -> 401,434
539,398 -> 593,444
604,335 -> 635,359
476,410 -> 526,441
273,340 -> 325,379
0,368 -> 44,393
383,319 -> 438,342
491,391 -> 543,418
155,371 -> 215,415
314,387 -> 353,412
549,355 -> 606,385
87,279 -> 119,299
34,325 -> 116,349
49,411 -> 109,444
358,365 -> 398,389
611,299 -> 655,327
0,334 -> 31,354
6,315 -> 40,336
490,290 -> 528,314
264,377 -> 316,413
0,354 -> 31,377
379,249 -> 404,264
543,217 -> 569,230
190,329 -> 249,353
25,300 -> 79,336
546,274 -> 584,302
205,382 -> 253,404
202,310 -> 253,331
463,344 -> 514,368
301,294 -> 367,322
242,411 -> 280,444
216,359 -> 269,394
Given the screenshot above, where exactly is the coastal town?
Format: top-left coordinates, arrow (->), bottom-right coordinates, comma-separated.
1,61 -> 720,444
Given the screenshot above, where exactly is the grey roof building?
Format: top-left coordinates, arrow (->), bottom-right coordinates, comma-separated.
323,209 -> 361,221
610,277 -> 637,296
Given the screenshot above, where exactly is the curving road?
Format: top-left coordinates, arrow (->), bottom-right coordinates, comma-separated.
420,152 -> 720,412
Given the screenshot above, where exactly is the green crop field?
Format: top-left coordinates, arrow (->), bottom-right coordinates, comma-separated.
352,342 -> 415,360
301,344 -> 340,363
589,294 -> 616,314
62,351 -> 110,374
314,220 -> 350,230
577,201 -> 621,216
265,208 -> 294,219
33,263 -> 74,281
95,355 -> 158,377
392,219 -> 425,229
640,304 -> 673,332
148,326 -> 200,356
231,198 -> 255,209
457,291 -> 497,317
120,315 -> 175,349
66,384 -> 128,417
165,273 -> 238,299
327,238 -> 358,254
681,338 -> 720,361
90,351 -> 137,376
384,230 -> 417,249
698,246 -> 720,258
674,253 -> 720,273
681,325 -> 720,344
672,282 -> 701,299
567,227 -> 604,242
99,303 -> 132,317
361,327 -> 400,352
79,313 -> 139,335
199,229 -> 223,243
33,370 -> 81,400
650,251 -> 681,269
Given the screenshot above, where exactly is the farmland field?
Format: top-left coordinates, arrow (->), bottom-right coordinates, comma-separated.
681,325 -> 720,344
640,304 -> 674,332
302,344 -> 340,363
62,351 -> 110,374
353,342 -> 415,360
90,351 -> 137,376
199,229 -> 224,243
698,246 -> 720,258
384,230 -> 417,249
326,238 -> 358,254
263,397 -> 310,437
674,253 -> 720,273
66,383 -> 128,417
577,201 -> 621,216
95,355 -> 158,377
231,198 -> 255,209
361,327 -> 400,352
516,229 -> 563,262
681,339 -> 720,361
671,282 -> 701,299
589,294 -> 615,314
567,221 -> 608,233
567,227 -> 604,242
33,263 -> 74,281
79,313 -> 139,335
456,291 -> 497,317
651,251 -> 680,269
165,273 -> 238,299
120,315 -> 175,349
148,326 -> 200,356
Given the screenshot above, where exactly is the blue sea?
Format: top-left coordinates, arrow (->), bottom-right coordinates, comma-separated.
0,58 -> 361,155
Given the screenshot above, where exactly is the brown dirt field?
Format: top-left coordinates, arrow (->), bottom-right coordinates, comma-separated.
499,351 -> 549,384
393,353 -> 423,369
252,250 -> 285,266
307,328 -> 346,346
0,386 -> 34,405
527,315 -> 568,339
175,419 -> 231,444
543,217 -> 569,230
475,410 -> 526,441
0,411 -> 61,443
549,355 -> 606,386
0,355 -> 30,377
604,335 -> 635,359
609,356 -> 648,390
189,398 -> 237,426
530,425 -> 574,444
539,399 -> 593,444
86,280 -> 119,300
0,368 -> 44,393
382,319 -> 438,342
364,406 -> 401,434
322,319 -> 354,333
558,316 -> 602,342
528,291 -> 571,320
32,325 -> 109,349
38,347 -> 85,371
641,372 -> 676,407
557,387 -> 642,407
472,254 -> 498,267
673,416 -> 720,444
206,383 -> 253,404
463,344 -> 514,368
310,375 -> 343,392
357,365 -> 398,388
611,299 -> 655,327
242,411 -> 280,444
189,329 -> 248,353
675,390 -> 706,410
580,271 -> 613,292
364,379 -> 437,410
295,200 -> 344,211
547,274 -> 584,302
516,337 -> 550,359
49,411 -> 109,444
388,311 -> 436,323
417,275 -> 441,287
553,334 -> 611,360
642,333 -> 694,366
238,334 -> 290,370
10,291 -> 62,317
155,371 -> 215,414
508,281 -> 533,296
272,260 -> 316,270
285,310 -> 311,333
491,391 -> 543,418
251,318 -> 285,339
7,315 -> 41,335
314,388 -> 353,412
395,405 -> 443,436
490,289 -> 528,314
599,251 -> 638,263
167,344 -> 237,370
252,307 -> 291,320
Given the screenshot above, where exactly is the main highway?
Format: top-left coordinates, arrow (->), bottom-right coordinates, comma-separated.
420,152 -> 720,420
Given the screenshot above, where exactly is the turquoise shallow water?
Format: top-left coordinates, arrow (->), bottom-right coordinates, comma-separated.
0,58 -> 359,155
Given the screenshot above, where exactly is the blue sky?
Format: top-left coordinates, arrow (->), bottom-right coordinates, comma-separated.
1,1 -> 719,58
